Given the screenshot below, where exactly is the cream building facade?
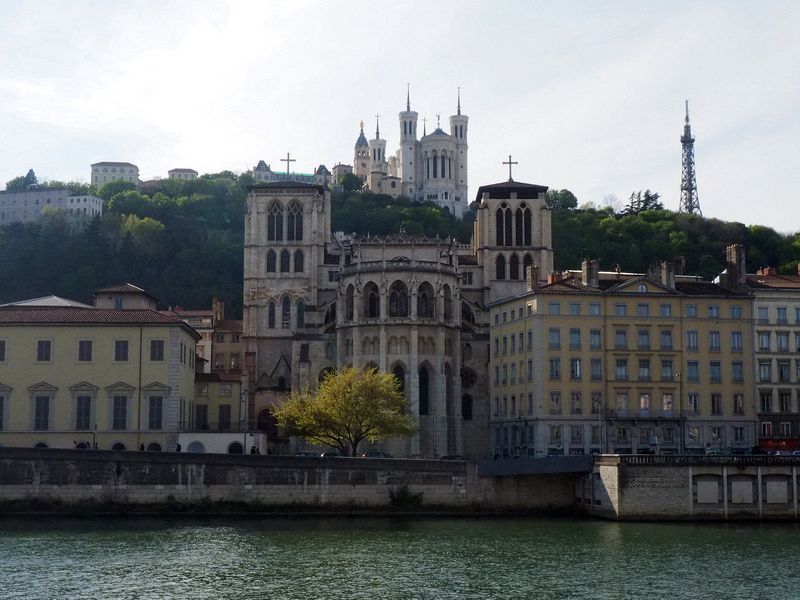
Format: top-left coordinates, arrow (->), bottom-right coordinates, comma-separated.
90,162 -> 139,187
489,258 -> 757,458
0,305 -> 200,452
0,188 -> 102,225
168,168 -> 199,180
242,177 -> 553,458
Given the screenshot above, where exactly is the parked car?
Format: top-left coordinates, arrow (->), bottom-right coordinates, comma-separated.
295,451 -> 318,457
792,450 -> 800,457
360,451 -> 392,458
320,450 -> 343,458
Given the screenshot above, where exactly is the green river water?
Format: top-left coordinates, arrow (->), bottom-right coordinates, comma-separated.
0,517 -> 798,599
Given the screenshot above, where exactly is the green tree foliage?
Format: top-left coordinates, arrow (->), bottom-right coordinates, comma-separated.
5,169 -> 38,191
274,366 -> 417,456
624,189 -> 663,214
545,189 -> 578,211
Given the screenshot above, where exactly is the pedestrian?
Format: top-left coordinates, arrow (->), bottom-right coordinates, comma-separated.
176,442 -> 182,453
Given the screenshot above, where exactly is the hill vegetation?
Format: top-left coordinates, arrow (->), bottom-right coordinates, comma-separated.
1,170 -> 798,318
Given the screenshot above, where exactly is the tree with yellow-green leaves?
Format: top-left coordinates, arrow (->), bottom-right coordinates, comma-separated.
273,366 -> 416,456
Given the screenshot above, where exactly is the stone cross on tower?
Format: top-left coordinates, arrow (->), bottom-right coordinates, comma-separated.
281,152 -> 295,176
503,155 -> 518,182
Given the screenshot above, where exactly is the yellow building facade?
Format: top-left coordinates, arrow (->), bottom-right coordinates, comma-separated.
0,306 -> 199,451
489,261 -> 756,457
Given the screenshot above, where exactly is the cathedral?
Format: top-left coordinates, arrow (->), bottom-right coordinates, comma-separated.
355,90 -> 469,218
242,172 -> 554,460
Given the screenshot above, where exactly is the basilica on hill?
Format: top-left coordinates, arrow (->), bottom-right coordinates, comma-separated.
242,161 -> 554,459
354,89 -> 469,218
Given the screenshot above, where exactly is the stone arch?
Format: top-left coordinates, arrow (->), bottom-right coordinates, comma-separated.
389,280 -> 409,317
187,441 -> 205,453
418,282 -> 435,318
509,254 -> 520,280
111,442 -> 126,451
147,442 -> 162,452
496,254 -> 506,280
228,441 -> 244,454
363,281 -> 380,319
280,249 -> 290,273
325,302 -> 336,325
294,249 -> 304,273
266,249 -> 276,273
400,337 -> 410,353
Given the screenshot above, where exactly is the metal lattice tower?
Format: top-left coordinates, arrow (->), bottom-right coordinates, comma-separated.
678,100 -> 701,215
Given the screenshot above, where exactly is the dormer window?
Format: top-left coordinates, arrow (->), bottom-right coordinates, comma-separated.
637,284 -> 647,292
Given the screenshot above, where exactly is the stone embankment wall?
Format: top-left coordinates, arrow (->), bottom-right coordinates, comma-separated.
583,455 -> 800,520
0,448 -> 575,511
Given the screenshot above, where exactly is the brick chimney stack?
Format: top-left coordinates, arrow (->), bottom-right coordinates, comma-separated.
725,244 -> 747,289
526,265 -> 540,291
581,259 -> 599,288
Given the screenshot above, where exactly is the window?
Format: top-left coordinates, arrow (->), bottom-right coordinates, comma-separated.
615,359 -> 628,381
114,340 -> 129,362
688,393 -> 699,415
219,405 -> 232,430
0,340 -> 5,362
757,306 -> 768,322
510,364 -> 517,384
730,305 -> 742,319
570,358 -> 582,380
637,329 -> 650,350
569,328 -> 581,349
687,361 -> 699,382
661,360 -> 673,381
150,340 -> 165,361
267,203 -> 283,241
268,302 -> 276,328
662,393 -> 673,414
777,332 -> 789,352
687,330 -> 698,352
591,394 -> 602,415
658,329 -> 672,350
639,393 -> 650,415
589,302 -> 601,316
660,304 -> 672,317
569,303 -> 580,316
758,331 -> 770,351
731,361 -> 744,383
570,424 -> 583,443
760,392 -> 772,413
549,358 -> 561,379
112,396 -> 127,430
266,250 -> 276,272
195,404 -> 209,430
548,302 -> 560,315
287,203 -> 303,241
502,337 -> 508,355
527,359 -> 533,380
549,425 -> 562,444
638,359 -> 650,381
280,249 -> 290,273
549,392 -> 561,414
527,330 -> 532,350
734,426 -> 745,442
708,305 -> 720,318
615,329 -> 627,349
777,306 -> 788,324
780,392 -> 791,413
78,340 -> 92,362
686,304 -> 697,318
148,396 -> 163,429
294,250 -> 304,273
616,427 -> 629,443
34,395 -> 50,430
709,361 -> 721,383
502,365 -> 507,385
76,395 -> 91,430
759,361 -> 771,382
614,304 -> 627,317
636,303 -> 649,317
590,329 -> 601,350
778,360 -> 790,383
219,383 -> 232,398
548,328 -> 560,349
709,331 -> 720,352
731,331 -> 743,352
0,395 -> 4,430
282,296 -> 291,329
615,393 -> 628,414
36,340 -> 51,362
761,421 -> 772,437
780,422 -> 791,437
711,393 -> 722,415
510,335 -> 516,354
590,359 -> 602,380
733,394 -> 744,416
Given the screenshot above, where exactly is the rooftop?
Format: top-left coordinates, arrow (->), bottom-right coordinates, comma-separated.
91,162 -> 138,168
0,295 -> 92,308
475,180 -> 549,202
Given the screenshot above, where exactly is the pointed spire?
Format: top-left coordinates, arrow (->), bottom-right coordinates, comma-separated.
360,120 -> 364,133
406,83 -> 411,111
457,86 -> 461,115
685,99 -> 690,124
422,117 -> 427,136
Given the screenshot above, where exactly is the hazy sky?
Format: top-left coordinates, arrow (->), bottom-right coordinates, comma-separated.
1,1 -> 798,231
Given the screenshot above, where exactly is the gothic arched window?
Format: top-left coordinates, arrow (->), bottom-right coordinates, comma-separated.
294,249 -> 304,273
281,296 -> 291,329
515,208 -> 524,246
287,203 -> 303,241
418,366 -> 430,415
266,250 -> 276,273
504,207 -> 512,247
523,254 -> 533,278
389,281 -> 409,317
363,282 -> 380,319
280,249 -> 290,273
392,365 -> 405,393
296,300 -> 305,329
267,301 -> 276,329
509,254 -> 520,280
496,207 -> 504,246
267,203 -> 283,242
496,254 -> 506,280
523,206 -> 532,246
418,282 -> 434,318
440,154 -> 446,179
443,284 -> 452,321
345,285 -> 354,321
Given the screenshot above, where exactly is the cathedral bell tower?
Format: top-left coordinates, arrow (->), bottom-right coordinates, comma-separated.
398,84 -> 419,198
353,121 -> 369,179
448,88 -> 469,209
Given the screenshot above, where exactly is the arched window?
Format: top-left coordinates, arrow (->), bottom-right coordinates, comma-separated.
461,301 -> 475,324
523,254 -> 533,278
433,152 -> 438,178
268,301 -> 276,328
287,203 -> 303,241
419,366 -> 430,415
496,207 -> 504,246
389,281 -> 409,317
281,296 -> 291,329
325,302 -> 336,325
267,203 -> 283,241
296,300 -> 305,329
266,250 -> 276,273
147,442 -> 162,452
187,441 -> 205,453
345,285 -> 354,321
504,207 -> 512,247
440,154 -> 446,178
515,208 -> 524,246
280,249 -> 290,273
111,442 -> 126,451
509,254 -> 520,280
523,206 -> 532,245
443,284 -> 452,320
496,254 -> 506,280
418,282 -> 434,318
462,395 -> 473,420
363,282 -> 380,319
294,249 -> 304,273
392,365 -> 405,393
228,442 -> 244,454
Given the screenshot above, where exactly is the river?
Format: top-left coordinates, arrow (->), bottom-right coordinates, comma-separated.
0,517 -> 798,599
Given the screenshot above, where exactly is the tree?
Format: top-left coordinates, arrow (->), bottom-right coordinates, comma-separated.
274,366 -> 416,456
5,169 -> 37,191
624,189 -> 663,214
545,189 -> 578,211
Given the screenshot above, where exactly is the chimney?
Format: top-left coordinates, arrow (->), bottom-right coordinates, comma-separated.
674,256 -> 686,276
660,260 -> 675,289
725,244 -> 746,289
581,259 -> 599,288
526,265 -> 540,291
548,271 -> 564,285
